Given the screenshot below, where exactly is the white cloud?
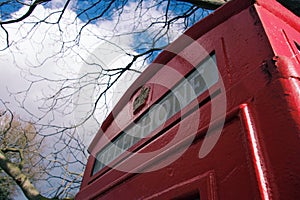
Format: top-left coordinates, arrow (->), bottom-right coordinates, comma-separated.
0,1 -> 193,197
0,0 -> 186,147
0,3 -> 140,146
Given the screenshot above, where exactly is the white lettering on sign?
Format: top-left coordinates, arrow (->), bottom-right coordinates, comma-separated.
92,54 -> 219,175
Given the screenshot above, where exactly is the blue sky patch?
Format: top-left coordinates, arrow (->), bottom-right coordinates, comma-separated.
74,0 -> 132,23
129,0 -> 210,64
0,0 -> 24,20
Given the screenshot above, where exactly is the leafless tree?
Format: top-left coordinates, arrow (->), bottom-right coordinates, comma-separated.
0,0 -> 298,199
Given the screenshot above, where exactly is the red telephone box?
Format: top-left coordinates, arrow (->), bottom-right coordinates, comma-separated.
76,0 -> 300,199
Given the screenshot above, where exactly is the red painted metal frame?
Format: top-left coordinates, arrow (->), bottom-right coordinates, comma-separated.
77,0 -> 300,199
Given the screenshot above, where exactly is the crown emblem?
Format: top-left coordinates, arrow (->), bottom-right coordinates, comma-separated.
133,86 -> 150,114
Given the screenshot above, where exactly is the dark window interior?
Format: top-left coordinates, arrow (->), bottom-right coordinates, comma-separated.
172,192 -> 200,200
294,41 -> 300,52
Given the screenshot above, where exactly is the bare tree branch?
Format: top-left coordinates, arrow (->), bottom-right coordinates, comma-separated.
0,0 -> 50,25
178,0 -> 228,9
2,0 -> 298,199
2,147 -> 25,169
0,24 -> 9,50
0,150 -> 50,200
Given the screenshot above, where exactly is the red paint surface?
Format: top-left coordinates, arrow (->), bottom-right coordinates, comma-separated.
240,104 -> 270,200
77,0 -> 300,199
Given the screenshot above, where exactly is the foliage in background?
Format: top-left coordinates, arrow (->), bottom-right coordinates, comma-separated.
0,110 -> 45,199
0,0 -> 298,199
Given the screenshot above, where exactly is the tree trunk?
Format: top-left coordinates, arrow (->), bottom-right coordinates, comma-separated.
0,150 -> 49,200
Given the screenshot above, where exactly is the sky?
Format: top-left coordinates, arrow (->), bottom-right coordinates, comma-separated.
0,0 -> 207,145
0,0 -> 209,198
